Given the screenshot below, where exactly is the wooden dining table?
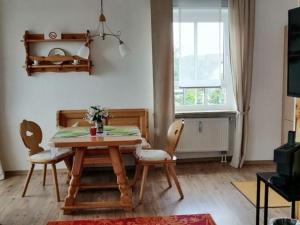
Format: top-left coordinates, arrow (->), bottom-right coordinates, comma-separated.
48,126 -> 142,214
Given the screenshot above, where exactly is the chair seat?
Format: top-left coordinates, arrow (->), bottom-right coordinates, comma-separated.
29,148 -> 73,163
136,149 -> 172,161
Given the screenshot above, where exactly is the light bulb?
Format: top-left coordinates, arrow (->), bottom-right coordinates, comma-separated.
77,44 -> 90,59
119,42 -> 129,58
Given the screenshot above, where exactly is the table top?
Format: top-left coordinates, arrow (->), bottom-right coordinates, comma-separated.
49,126 -> 142,148
257,172 -> 300,201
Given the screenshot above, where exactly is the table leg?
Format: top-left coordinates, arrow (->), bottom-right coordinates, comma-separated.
292,201 -> 296,218
63,147 -> 85,215
109,146 -> 132,210
256,176 -> 261,225
264,183 -> 269,225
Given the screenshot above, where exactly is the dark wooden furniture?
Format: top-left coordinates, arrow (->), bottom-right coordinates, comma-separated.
22,31 -> 92,75
20,120 -> 74,202
256,172 -> 300,225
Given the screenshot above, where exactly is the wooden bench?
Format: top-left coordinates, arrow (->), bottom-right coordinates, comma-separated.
56,108 -> 150,166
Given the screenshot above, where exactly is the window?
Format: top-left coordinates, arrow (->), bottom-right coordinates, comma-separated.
173,0 -> 236,112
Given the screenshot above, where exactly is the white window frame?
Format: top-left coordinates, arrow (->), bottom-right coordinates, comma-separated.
174,8 -> 236,113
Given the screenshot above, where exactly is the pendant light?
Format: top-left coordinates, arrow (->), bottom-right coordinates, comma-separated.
92,0 -> 129,57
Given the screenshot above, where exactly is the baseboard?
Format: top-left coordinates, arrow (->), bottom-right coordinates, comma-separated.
244,160 -> 275,165
4,159 -> 274,176
177,156 -> 232,163
5,168 -> 69,176
177,158 -> 275,166
4,166 -> 137,176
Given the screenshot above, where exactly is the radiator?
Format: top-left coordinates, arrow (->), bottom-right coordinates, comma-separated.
177,118 -> 229,153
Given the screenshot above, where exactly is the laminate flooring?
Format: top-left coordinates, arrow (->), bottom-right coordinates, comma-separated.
0,162 -> 291,225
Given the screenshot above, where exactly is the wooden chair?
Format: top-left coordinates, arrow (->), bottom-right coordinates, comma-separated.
133,120 -> 185,203
20,120 -> 74,202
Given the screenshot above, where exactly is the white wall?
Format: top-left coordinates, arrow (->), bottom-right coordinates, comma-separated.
2,0 -> 300,169
0,0 -> 153,170
247,0 -> 298,160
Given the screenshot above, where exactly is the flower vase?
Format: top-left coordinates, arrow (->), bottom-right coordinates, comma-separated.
95,120 -> 104,134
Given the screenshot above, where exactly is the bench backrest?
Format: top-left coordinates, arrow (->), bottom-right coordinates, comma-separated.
56,108 -> 149,141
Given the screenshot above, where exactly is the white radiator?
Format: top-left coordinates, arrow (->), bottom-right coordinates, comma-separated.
177,118 -> 229,153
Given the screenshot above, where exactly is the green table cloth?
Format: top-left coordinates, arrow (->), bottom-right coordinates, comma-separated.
54,126 -> 140,138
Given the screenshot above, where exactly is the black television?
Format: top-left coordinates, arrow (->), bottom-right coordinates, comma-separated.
288,7 -> 300,97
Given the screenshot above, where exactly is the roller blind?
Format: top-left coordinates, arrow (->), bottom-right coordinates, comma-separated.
173,0 -> 228,88
173,0 -> 228,8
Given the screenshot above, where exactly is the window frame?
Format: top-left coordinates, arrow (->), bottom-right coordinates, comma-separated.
173,7 -> 236,113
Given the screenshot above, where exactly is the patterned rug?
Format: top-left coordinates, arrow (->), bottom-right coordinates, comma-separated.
47,214 -> 216,225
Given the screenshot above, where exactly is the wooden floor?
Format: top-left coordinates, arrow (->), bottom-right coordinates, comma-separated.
0,162 -> 291,225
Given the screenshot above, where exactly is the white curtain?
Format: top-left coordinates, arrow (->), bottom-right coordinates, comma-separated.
0,160 -> 4,180
173,0 -> 226,89
229,0 -> 255,168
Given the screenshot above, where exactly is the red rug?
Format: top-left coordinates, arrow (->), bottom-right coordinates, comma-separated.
47,214 -> 216,225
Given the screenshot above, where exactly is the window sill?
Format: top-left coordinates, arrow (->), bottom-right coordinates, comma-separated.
175,110 -> 237,118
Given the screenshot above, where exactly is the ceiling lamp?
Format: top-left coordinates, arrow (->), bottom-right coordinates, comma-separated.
92,0 -> 129,57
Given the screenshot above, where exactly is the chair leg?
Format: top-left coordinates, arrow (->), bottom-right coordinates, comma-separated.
139,165 -> 149,204
22,163 -> 35,197
131,161 -> 142,187
43,164 -> 47,186
164,164 -> 172,188
168,165 -> 184,199
51,164 -> 60,202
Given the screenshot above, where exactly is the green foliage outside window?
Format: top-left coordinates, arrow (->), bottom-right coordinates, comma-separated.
183,89 -> 196,105
174,47 -> 226,107
207,88 -> 225,105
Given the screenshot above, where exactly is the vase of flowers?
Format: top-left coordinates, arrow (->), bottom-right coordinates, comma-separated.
95,120 -> 104,134
85,106 -> 109,134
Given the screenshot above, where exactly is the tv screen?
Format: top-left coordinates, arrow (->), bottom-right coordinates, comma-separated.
288,7 -> 300,97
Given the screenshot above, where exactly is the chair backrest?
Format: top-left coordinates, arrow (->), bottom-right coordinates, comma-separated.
165,119 -> 184,156
56,108 -> 150,141
19,120 -> 44,156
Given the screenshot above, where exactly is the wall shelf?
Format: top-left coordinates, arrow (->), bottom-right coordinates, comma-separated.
25,39 -> 88,43
22,30 -> 93,76
24,33 -> 88,42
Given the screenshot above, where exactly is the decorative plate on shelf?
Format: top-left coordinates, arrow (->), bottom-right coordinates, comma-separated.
48,48 -> 66,65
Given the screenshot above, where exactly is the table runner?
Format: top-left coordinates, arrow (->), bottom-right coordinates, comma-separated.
54,126 -> 140,138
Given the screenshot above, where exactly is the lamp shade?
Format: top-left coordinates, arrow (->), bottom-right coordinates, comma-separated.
77,44 -> 90,59
119,42 -> 129,58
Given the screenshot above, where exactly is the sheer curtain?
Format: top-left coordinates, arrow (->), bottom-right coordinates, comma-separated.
151,0 -> 175,148
173,0 -> 227,89
228,0 -> 255,168
0,160 -> 4,180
